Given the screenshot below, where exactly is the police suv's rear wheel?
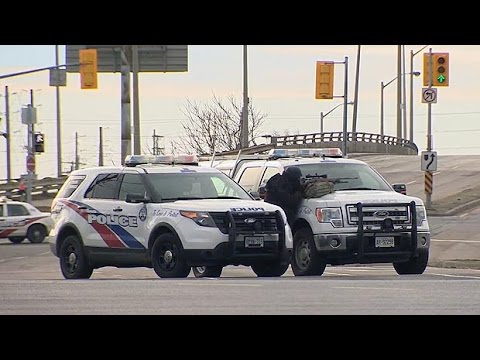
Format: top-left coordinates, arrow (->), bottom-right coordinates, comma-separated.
251,261 -> 289,277
59,235 -> 93,279
152,233 -> 191,278
291,227 -> 326,276
393,251 -> 429,275
192,266 -> 223,278
8,237 -> 24,244
27,224 -> 47,243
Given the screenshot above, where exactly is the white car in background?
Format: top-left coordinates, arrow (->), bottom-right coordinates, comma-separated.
0,197 -> 53,243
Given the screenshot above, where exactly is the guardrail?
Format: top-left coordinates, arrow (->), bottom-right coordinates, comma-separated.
0,176 -> 67,201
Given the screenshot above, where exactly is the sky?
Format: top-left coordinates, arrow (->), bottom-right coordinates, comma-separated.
0,44 -> 479,181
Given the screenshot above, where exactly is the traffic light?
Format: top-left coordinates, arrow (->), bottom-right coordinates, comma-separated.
423,52 -> 449,87
315,61 -> 334,99
34,132 -> 45,153
79,48 -> 98,89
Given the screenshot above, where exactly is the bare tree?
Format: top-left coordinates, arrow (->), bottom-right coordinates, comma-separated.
173,94 -> 267,155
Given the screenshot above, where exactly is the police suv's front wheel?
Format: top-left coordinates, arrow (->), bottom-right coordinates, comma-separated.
59,235 -> 93,279
251,261 -> 289,277
152,233 -> 191,278
192,266 -> 223,278
291,227 -> 326,276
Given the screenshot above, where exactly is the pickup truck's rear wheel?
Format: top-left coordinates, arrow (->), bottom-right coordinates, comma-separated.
393,251 -> 429,275
192,266 -> 223,278
251,261 -> 289,277
291,227 -> 326,276
152,233 -> 191,278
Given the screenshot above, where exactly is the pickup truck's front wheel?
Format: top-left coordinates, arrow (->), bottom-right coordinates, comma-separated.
393,251 -> 429,275
291,227 -> 326,276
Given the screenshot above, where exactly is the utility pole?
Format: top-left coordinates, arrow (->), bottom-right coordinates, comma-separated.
55,45 -> 62,177
75,132 -> 80,170
342,56 -> 349,157
425,48 -> 434,209
120,47 -> 131,165
5,86 -> 11,184
397,45 -> 402,139
132,45 -> 141,155
241,45 -> 249,149
352,45 -> 361,137
98,127 -> 104,166
402,45 -> 407,139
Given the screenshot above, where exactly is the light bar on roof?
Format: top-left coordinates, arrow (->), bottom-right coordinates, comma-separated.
125,154 -> 199,167
268,148 -> 343,159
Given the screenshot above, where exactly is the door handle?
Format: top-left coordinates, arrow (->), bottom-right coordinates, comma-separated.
113,207 -> 123,212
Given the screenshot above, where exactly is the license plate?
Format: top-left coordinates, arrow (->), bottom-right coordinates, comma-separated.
245,236 -> 264,248
375,236 -> 395,248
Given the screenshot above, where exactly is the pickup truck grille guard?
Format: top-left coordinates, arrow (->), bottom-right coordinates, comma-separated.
353,201 -> 418,259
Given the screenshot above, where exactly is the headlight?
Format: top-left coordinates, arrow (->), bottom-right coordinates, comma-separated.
180,211 -> 216,227
416,206 -> 427,226
315,208 -> 343,227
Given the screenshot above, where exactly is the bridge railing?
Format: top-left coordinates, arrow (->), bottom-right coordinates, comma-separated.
271,131 -> 418,154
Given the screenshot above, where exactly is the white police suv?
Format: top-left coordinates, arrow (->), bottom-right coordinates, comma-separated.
0,196 -> 53,244
48,155 -> 292,279
233,148 -> 431,276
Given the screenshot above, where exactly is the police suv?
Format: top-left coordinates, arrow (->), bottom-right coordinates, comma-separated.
233,148 -> 431,276
0,196 -> 53,244
48,155 -> 292,279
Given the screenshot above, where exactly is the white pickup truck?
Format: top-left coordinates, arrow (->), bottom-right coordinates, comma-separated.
233,149 -> 430,276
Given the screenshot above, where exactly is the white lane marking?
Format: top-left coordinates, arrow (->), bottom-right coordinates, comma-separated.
39,251 -> 50,256
324,272 -> 353,276
431,239 -> 480,243
0,259 -> 6,263
178,282 -> 261,287
13,257 -> 25,260
406,181 -> 416,185
429,273 -> 480,280
334,286 -> 414,291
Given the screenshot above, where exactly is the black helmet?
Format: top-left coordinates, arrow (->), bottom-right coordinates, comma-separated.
284,166 -> 302,181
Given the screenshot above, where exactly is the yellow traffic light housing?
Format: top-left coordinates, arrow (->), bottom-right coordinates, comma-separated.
315,61 -> 334,99
79,49 -> 98,89
423,52 -> 449,87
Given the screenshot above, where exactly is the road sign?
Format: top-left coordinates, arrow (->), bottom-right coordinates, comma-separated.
421,151 -> 437,171
422,88 -> 437,103
26,155 -> 35,172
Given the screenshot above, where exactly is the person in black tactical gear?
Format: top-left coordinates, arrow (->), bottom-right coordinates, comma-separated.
264,166 -> 303,227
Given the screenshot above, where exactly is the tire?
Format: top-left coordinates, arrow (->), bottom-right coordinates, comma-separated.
393,251 -> 429,275
291,227 -> 326,276
27,224 -> 47,243
251,261 -> 289,277
8,237 -> 24,244
192,266 -> 223,278
59,235 -> 93,279
151,233 -> 191,278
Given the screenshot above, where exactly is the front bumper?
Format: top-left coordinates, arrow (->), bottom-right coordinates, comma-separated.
313,231 -> 430,264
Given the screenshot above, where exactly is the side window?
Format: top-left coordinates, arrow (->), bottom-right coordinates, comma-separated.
85,173 -> 121,200
237,167 -> 263,192
7,204 -> 30,216
56,175 -> 86,199
119,173 -> 146,201
260,167 -> 281,187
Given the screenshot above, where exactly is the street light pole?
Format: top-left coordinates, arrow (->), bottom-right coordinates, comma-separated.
409,45 -> 429,143
321,102 -> 354,133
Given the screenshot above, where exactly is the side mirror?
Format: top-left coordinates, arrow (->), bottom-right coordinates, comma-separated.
259,185 -> 267,200
125,193 -> 150,203
392,183 -> 407,195
249,191 -> 261,200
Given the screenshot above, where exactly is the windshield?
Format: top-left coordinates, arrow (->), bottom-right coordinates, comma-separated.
145,172 -> 253,201
291,163 -> 392,192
